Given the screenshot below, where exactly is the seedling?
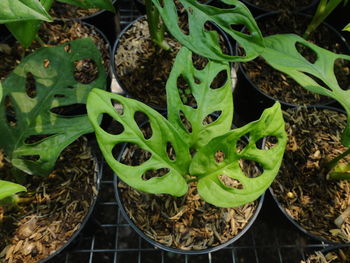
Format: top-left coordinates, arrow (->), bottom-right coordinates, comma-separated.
88,47 -> 287,208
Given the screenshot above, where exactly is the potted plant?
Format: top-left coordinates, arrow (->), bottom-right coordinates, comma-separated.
0,38 -> 107,262
87,46 -> 288,253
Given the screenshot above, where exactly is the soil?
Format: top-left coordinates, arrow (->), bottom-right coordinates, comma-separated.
50,2 -> 100,19
114,17 -> 230,108
240,13 -> 350,105
117,132 -> 260,251
0,137 -> 98,263
242,0 -> 314,12
0,21 -> 110,81
271,107 -> 350,243
301,247 -> 350,263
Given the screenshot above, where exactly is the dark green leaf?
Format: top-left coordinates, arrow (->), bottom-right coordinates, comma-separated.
151,0 -> 264,62
56,0 -> 115,13
0,38 -> 106,176
190,102 -> 287,207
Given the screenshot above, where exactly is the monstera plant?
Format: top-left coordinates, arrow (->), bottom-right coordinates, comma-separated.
88,47 -> 287,208
0,38 -> 106,202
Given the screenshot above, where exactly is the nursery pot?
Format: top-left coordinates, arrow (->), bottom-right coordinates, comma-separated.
234,11 -> 350,124
111,15 -> 234,112
269,105 -> 350,244
113,142 -> 264,255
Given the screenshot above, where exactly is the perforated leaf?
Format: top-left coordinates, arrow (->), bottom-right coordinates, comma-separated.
0,38 -> 106,176
0,180 -> 26,200
87,89 -> 190,197
190,102 -> 287,207
0,0 -> 52,23
166,47 -> 233,149
57,0 -> 115,13
261,33 -> 350,146
151,0 -> 264,62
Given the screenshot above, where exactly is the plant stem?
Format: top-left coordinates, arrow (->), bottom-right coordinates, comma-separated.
326,147 -> 350,170
145,0 -> 170,50
326,148 -> 350,180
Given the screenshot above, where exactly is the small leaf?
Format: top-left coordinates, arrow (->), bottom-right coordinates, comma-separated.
343,23 -> 350,32
87,89 -> 191,197
151,0 -> 265,62
0,180 -> 26,200
0,38 -> 106,176
0,0 -> 52,23
261,33 -> 350,146
190,102 -> 287,207
166,47 -> 233,150
56,0 -> 115,13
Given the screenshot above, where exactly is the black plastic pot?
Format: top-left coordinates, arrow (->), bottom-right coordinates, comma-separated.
233,11 -> 350,125
269,105 -> 348,245
111,15 -> 234,112
240,0 -> 318,17
38,144 -> 103,263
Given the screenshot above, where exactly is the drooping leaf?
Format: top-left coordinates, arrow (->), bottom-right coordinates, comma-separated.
0,0 -> 52,23
261,33 -> 350,146
166,47 -> 233,149
190,102 -> 287,207
0,180 -> 26,200
0,38 -> 106,176
6,0 -> 54,48
343,23 -> 350,32
87,89 -> 191,197
56,0 -> 115,13
151,0 -> 265,62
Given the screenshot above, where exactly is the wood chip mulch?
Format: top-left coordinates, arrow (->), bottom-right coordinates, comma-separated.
301,247 -> 350,263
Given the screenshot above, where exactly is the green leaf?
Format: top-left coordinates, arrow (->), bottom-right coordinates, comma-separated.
190,102 -> 287,207
166,47 -> 233,149
6,0 -> 54,48
56,0 -> 115,13
0,180 -> 26,200
343,23 -> 350,32
87,89 -> 191,197
0,0 -> 52,23
0,38 -> 106,176
260,33 -> 350,146
151,0 -> 264,62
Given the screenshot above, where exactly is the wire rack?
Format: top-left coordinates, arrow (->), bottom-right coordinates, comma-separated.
47,1 -> 345,262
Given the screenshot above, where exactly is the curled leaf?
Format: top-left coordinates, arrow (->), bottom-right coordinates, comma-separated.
0,180 -> 26,201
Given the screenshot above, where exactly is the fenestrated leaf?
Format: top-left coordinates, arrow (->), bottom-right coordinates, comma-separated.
166,47 -> 233,149
0,180 -> 26,200
261,33 -> 350,146
190,102 -> 287,208
6,0 -> 54,48
87,89 -> 191,197
57,0 -> 115,13
0,38 -> 106,176
151,0 -> 264,62
0,0 -> 52,23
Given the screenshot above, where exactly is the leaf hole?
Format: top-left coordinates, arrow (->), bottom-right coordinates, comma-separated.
25,72 -> 36,98
54,94 -> 65,98
177,2 -> 189,35
202,111 -> 222,125
4,96 -> 17,127
301,71 -> 332,91
190,148 -> 197,157
50,104 -> 86,116
43,59 -> 50,68
66,85 -> 74,89
216,2 -> 236,9
295,42 -> 317,64
237,134 -> 249,153
20,155 -> 40,162
257,136 -> 278,150
215,150 -> 225,163
177,75 -> 198,108
230,24 -> 250,35
166,142 -> 176,161
64,44 -> 72,53
120,143 -> 152,166
194,77 -> 201,84
210,70 -> 228,89
111,99 -> 124,115
192,53 -> 209,70
74,59 -> 98,84
179,110 -> 192,133
24,134 -> 54,144
334,58 -> 350,90
134,112 -> 152,139
239,159 -> 262,178
219,175 -> 243,189
111,143 -> 124,161
142,168 -> 170,180
101,114 -> 124,135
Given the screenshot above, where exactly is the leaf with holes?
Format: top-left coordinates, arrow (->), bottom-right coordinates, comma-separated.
151,0 -> 264,62
56,0 -> 115,13
87,89 -> 191,196
190,102 -> 287,207
0,180 -> 26,201
0,38 -> 106,176
0,0 -> 52,23
261,33 -> 350,146
166,47 -> 233,150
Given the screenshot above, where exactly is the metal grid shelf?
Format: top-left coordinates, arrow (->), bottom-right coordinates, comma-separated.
47,1 -> 338,262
